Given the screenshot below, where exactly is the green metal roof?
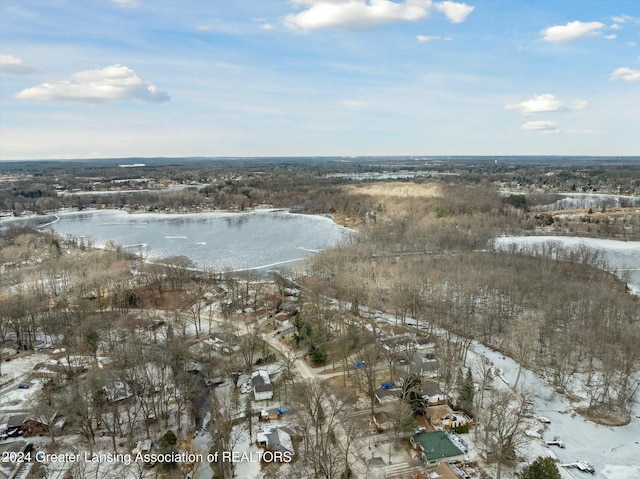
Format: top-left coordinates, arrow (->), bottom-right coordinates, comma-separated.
413,431 -> 464,462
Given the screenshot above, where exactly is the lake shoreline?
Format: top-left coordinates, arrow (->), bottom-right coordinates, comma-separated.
6,208 -> 355,275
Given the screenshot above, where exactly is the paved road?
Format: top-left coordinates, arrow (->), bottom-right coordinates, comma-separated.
262,333 -> 381,479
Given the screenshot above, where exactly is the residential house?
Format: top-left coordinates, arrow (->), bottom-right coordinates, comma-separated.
22,415 -> 55,437
410,352 -> 440,378
422,381 -> 447,405
101,373 -> 133,402
33,357 -> 88,379
381,335 -> 417,354
373,411 -> 393,431
426,405 -> 472,431
97,357 -> 115,369
415,336 -> 436,352
4,414 -> 27,437
410,431 -> 465,467
252,370 -> 274,401
374,387 -> 399,404
256,425 -> 295,458
210,332 -> 240,354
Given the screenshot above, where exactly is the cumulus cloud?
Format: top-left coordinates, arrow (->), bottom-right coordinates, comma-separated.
521,120 -> 560,133
506,94 -> 562,115
417,34 -> 452,42
610,67 -> 640,82
283,0 -> 474,31
605,34 -> 617,40
0,54 -> 36,75
541,20 -> 605,42
15,65 -> 169,103
507,94 -> 588,116
433,0 -> 474,23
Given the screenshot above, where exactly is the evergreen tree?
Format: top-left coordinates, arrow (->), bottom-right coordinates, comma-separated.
458,368 -> 474,414
518,456 -> 561,479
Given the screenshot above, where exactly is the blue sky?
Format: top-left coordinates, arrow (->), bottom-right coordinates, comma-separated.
1,0 -> 638,160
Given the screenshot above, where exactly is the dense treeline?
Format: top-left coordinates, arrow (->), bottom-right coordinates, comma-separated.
302,183 -> 640,420
2,157 -> 639,219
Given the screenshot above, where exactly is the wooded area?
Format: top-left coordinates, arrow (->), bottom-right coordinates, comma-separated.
1,157 -> 638,479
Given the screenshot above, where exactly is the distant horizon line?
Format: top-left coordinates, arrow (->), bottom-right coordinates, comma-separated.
1,154 -> 639,163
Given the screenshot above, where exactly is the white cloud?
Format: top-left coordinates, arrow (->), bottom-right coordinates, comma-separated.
262,23 -> 276,30
0,54 -> 36,75
433,1 -> 474,23
627,41 -> 638,47
521,120 -> 560,133
417,34 -> 452,42
507,94 -> 588,117
15,65 -> 169,103
611,14 -> 638,24
571,98 -> 589,110
283,0 -> 474,31
605,34 -> 617,40
610,67 -> 640,82
610,23 -> 621,30
565,129 -> 600,135
541,21 -> 605,42
506,94 -> 562,115
111,0 -> 139,7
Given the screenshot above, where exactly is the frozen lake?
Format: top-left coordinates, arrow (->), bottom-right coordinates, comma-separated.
534,193 -> 640,211
470,342 -> 640,479
17,209 -> 353,272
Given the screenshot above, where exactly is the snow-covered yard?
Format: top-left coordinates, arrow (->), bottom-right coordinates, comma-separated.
0,353 -> 45,411
468,342 -> 640,479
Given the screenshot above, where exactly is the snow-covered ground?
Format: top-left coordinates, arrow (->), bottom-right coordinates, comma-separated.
468,342 -> 640,479
230,422 -> 266,479
192,430 -> 214,479
369,307 -> 640,479
0,353 -> 44,412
